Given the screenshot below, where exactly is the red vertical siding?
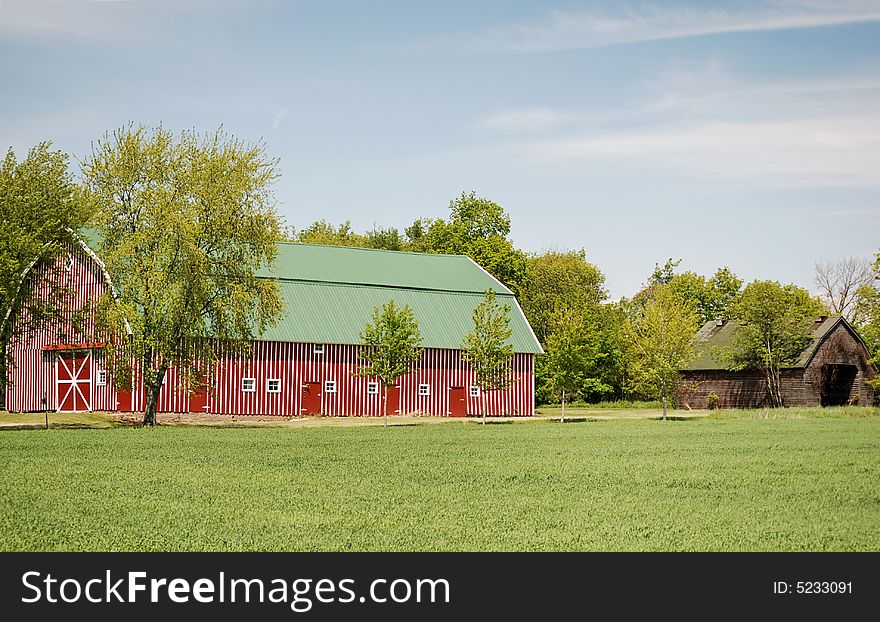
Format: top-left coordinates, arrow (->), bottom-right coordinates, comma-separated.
6,246 -> 536,417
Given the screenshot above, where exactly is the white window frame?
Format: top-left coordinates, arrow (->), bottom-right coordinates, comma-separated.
418,384 -> 430,396
470,386 -> 480,398
314,344 -> 325,355
96,370 -> 107,387
324,380 -> 337,394
267,378 -> 281,394
367,381 -> 379,395
242,377 -> 256,393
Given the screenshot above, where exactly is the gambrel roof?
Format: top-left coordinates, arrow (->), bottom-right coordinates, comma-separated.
79,231 -> 542,354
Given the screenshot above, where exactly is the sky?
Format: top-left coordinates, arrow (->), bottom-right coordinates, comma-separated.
1,0 -> 879,298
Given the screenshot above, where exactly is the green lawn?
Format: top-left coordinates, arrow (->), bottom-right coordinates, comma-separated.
1,416 -> 878,551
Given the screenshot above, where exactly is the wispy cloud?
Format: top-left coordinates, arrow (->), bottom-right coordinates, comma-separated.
0,0 -> 233,40
452,1 -> 880,53
0,0 -> 149,39
490,63 -> 880,188
530,116 -> 880,187
271,107 -> 289,130
481,107 -> 575,132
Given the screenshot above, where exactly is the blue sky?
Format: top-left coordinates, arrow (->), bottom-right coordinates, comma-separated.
1,0 -> 879,297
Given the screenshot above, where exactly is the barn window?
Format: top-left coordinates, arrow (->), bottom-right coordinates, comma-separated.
324,380 -> 337,393
470,386 -> 480,398
314,344 -> 325,355
96,370 -> 107,386
419,384 -> 430,396
242,378 -> 256,392
267,378 -> 281,393
65,256 -> 74,272
367,381 -> 379,395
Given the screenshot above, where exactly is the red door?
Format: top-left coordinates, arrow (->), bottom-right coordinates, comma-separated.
189,386 -> 207,413
57,351 -> 92,412
301,381 -> 322,415
189,376 -> 208,413
116,389 -> 132,412
449,387 -> 466,418
385,384 -> 400,416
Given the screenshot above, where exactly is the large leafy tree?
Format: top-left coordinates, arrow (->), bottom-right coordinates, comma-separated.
406,191 -> 528,295
357,299 -> 423,426
519,249 -> 607,343
462,290 -> 515,423
662,267 -> 743,324
543,307 -> 613,421
624,285 -> 699,420
520,249 -> 624,404
724,281 -> 827,407
83,125 -> 284,425
0,142 -> 88,406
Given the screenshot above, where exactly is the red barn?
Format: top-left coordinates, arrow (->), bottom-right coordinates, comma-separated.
4,235 -> 541,417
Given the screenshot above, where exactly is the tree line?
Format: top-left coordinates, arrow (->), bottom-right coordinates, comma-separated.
285,197 -> 880,412
2,126 -> 879,420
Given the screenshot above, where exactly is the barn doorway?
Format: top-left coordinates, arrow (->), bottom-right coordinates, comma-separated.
301,381 -> 322,415
820,364 -> 858,406
56,350 -> 92,412
448,386 -> 466,417
385,384 -> 400,416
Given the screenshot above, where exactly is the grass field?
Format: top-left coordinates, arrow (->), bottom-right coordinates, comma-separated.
1,412 -> 878,551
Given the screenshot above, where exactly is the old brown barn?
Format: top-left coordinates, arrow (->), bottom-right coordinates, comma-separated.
677,316 -> 876,409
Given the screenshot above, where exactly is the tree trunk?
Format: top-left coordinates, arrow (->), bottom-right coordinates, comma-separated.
661,376 -> 667,421
0,341 -> 7,412
561,389 -> 565,423
482,390 -> 487,425
383,386 -> 388,428
142,365 -> 167,427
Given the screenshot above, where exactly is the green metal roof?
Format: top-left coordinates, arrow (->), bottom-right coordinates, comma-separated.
262,242 -> 513,295
686,316 -> 848,371
262,244 -> 538,352
262,279 -> 540,352
77,231 -> 541,353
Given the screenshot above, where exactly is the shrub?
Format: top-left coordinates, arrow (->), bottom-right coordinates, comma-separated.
706,391 -> 720,410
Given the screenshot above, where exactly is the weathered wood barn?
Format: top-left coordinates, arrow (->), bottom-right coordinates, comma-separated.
677,317 -> 877,409
4,235 -> 541,416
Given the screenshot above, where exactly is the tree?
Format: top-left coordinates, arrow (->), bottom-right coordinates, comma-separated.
852,251 -> 880,381
462,290 -> 515,424
406,192 -> 528,295
518,249 -> 607,343
724,281 -> 827,407
0,142 -> 88,408
649,258 -> 681,285
543,307 -> 612,421
82,124 -> 284,425
662,267 -> 742,324
366,225 -> 407,251
357,299 -> 423,426
291,220 -> 370,247
815,256 -> 874,323
623,285 -> 699,420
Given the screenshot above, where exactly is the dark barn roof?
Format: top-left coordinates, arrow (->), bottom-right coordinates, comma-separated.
686,316 -> 867,371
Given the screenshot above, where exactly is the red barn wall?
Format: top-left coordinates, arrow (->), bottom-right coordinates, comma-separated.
5,246 -> 536,417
